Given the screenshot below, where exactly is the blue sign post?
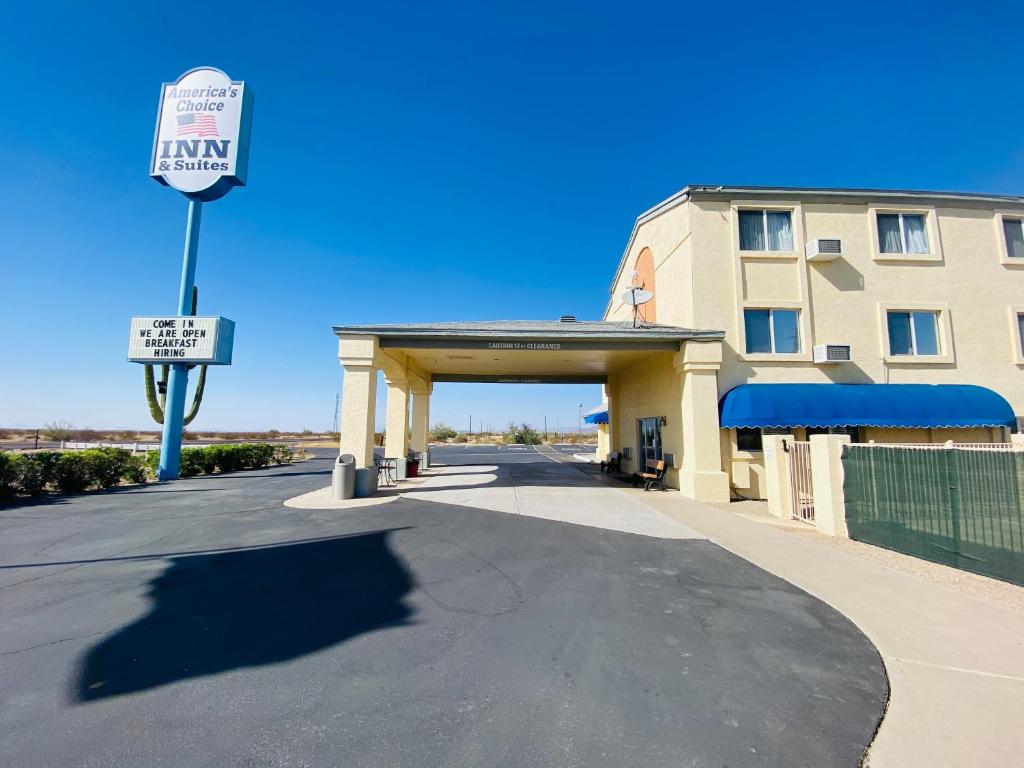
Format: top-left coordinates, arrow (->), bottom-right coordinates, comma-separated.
157,199 -> 203,480
142,67 -> 253,481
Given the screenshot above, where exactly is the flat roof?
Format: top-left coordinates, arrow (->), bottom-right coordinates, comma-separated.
334,319 -> 723,343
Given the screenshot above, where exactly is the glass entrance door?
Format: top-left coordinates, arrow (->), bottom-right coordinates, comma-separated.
637,417 -> 663,465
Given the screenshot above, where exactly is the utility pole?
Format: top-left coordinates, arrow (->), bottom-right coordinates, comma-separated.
544,416 -> 548,442
332,393 -> 340,433
469,415 -> 472,436
578,403 -> 583,437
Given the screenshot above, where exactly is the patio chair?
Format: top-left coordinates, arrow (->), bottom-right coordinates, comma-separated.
599,451 -> 621,473
373,454 -> 397,486
639,459 -> 666,492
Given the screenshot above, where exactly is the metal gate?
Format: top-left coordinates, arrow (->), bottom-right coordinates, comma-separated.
786,440 -> 814,522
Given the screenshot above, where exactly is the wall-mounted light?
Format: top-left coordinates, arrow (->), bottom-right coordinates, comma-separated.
659,416 -> 667,427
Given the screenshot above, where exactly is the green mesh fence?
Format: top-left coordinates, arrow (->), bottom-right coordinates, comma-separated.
842,445 -> 1024,586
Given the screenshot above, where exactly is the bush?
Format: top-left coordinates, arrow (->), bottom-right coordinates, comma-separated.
41,420 -> 76,442
504,422 -> 541,445
0,453 -> 20,500
0,442 -> 294,500
82,449 -> 124,488
53,453 -> 92,494
179,448 -> 205,477
430,423 -> 457,442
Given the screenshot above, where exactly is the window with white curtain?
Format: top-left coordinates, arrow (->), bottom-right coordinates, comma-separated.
744,308 -> 800,353
739,209 -> 794,251
877,212 -> 930,254
1002,217 -> 1024,258
886,310 -> 940,355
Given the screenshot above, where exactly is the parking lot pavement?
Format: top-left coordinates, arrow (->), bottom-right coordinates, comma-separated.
0,450 -> 887,767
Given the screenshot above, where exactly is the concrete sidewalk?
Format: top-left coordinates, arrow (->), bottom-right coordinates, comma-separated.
634,488 -> 1024,768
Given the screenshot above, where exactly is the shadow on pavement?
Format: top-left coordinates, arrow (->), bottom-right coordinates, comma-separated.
71,528 -> 415,703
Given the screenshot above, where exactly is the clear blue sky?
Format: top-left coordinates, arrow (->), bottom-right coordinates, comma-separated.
3,2 -> 1023,432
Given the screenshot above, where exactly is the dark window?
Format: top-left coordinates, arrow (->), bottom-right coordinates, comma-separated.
736,427 -> 763,452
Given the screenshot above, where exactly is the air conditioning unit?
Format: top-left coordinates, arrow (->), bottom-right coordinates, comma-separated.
814,344 -> 851,364
805,238 -> 843,261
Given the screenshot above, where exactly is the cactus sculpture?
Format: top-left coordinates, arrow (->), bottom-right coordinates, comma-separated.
143,286 -> 208,426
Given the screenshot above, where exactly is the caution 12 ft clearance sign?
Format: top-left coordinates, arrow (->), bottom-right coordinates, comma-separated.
150,67 -> 254,201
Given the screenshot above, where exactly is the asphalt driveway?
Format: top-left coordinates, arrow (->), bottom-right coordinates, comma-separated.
0,449 -> 887,767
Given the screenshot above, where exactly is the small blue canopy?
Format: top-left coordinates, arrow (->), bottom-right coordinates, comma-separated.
583,405 -> 608,425
719,384 -> 1016,430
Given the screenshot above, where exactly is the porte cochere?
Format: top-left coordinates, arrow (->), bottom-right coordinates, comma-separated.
334,320 -> 732,502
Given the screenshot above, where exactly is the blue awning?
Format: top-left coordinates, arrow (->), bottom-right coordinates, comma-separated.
719,384 -> 1016,430
583,404 -> 608,425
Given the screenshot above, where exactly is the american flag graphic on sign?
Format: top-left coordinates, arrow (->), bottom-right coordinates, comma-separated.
176,113 -> 219,137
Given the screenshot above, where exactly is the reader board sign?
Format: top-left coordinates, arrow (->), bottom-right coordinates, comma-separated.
150,67 -> 254,202
128,316 -> 235,365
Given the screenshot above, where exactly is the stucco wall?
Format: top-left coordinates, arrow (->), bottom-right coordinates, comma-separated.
608,352 -> 681,487
605,191 -> 1024,499
685,198 -> 1024,415
606,201 -> 693,327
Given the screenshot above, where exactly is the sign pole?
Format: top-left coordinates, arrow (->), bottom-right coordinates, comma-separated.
157,198 -> 203,481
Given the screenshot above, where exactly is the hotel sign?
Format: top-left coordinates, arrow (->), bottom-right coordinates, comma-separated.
127,316 -> 235,365
151,67 -> 254,201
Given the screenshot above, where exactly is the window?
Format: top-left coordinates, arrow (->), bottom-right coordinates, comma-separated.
1018,313 -> 1024,356
887,310 -> 940,356
744,309 -> 800,354
739,209 -> 794,251
877,212 -> 929,254
1003,218 -> 1024,259
736,427 -> 762,452
736,427 -> 790,452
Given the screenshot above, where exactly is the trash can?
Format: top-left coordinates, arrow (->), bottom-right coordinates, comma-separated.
408,458 -> 420,477
332,453 -> 356,500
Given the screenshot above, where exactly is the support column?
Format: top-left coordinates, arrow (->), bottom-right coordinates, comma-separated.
810,434 -> 852,537
410,384 -> 431,467
596,382 -> 612,459
674,341 -> 730,503
762,434 -> 795,519
338,335 -> 379,495
384,373 -> 410,479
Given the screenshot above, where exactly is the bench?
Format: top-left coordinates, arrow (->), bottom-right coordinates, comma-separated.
599,451 -> 622,473
637,459 -> 666,492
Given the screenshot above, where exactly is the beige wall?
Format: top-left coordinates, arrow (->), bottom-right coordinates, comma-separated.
606,201 -> 694,328
607,352 -> 682,487
686,197 -> 1024,409
605,191 -> 1024,499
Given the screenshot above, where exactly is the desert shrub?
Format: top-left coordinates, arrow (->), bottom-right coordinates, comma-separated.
41,420 -> 76,442
272,445 -> 294,465
430,423 -> 457,442
53,453 -> 91,494
504,422 -> 541,445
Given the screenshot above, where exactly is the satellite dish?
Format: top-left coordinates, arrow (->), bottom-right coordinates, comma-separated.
621,288 -> 654,306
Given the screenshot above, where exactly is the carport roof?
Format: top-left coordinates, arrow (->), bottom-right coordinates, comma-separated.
333,319 -> 724,343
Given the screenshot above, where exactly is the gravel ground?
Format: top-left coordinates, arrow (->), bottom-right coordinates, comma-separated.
720,499 -> 1024,615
